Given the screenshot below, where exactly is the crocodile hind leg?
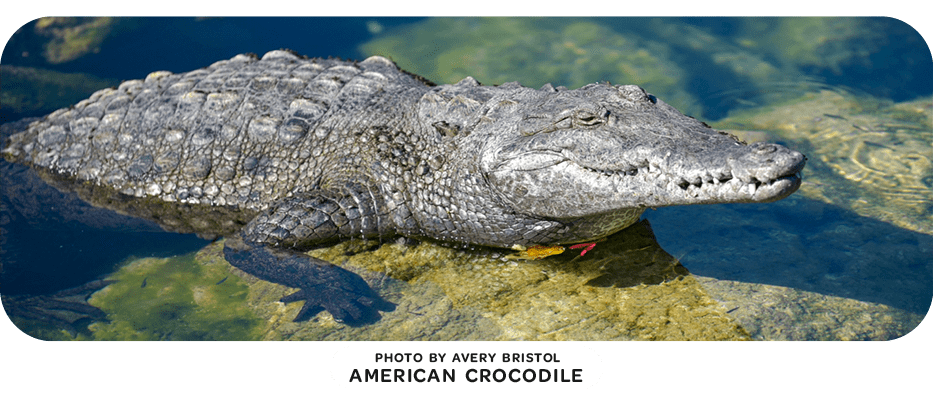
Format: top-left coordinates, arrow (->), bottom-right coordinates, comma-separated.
224,186 -> 396,325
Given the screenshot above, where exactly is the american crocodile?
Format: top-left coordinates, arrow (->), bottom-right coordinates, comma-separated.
2,49 -> 806,324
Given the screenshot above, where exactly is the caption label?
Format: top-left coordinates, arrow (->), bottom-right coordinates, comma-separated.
330,346 -> 603,389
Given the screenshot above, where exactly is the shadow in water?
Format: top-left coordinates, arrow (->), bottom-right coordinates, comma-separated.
578,219 -> 691,289
649,195 -> 933,315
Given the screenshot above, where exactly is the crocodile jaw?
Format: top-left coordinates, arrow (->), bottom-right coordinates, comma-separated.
487,142 -> 806,219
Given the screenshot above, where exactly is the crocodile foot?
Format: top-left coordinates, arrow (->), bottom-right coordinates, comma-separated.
222,236 -> 395,325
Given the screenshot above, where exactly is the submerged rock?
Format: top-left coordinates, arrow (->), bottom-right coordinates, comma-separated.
13,220 -> 755,341
281,220 -> 747,340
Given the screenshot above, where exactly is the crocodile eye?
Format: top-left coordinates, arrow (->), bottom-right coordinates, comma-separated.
573,109 -> 608,127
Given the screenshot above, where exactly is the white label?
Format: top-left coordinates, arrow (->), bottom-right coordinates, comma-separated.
330,346 -> 603,389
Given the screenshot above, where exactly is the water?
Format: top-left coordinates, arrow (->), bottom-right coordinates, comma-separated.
1,17 -> 930,340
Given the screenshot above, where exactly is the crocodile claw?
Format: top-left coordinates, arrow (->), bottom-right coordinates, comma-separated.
280,284 -> 389,324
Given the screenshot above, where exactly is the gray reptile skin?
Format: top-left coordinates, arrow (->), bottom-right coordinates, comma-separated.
2,49 -> 806,323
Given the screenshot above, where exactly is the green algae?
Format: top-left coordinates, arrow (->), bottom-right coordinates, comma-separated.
32,17 -> 117,64
87,253 -> 263,340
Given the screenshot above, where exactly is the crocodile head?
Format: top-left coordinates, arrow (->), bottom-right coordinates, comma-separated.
476,83 -> 806,219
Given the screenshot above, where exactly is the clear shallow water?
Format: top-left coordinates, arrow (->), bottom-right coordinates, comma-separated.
1,17 -> 930,340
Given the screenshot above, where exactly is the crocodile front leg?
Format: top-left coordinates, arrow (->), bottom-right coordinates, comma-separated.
223,186 -> 396,325
239,183 -> 393,248
223,236 -> 394,324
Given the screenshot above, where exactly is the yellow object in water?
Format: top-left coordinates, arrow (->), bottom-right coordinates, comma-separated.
507,245 -> 566,260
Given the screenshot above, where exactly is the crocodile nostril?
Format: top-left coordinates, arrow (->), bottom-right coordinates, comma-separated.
616,85 -> 650,102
